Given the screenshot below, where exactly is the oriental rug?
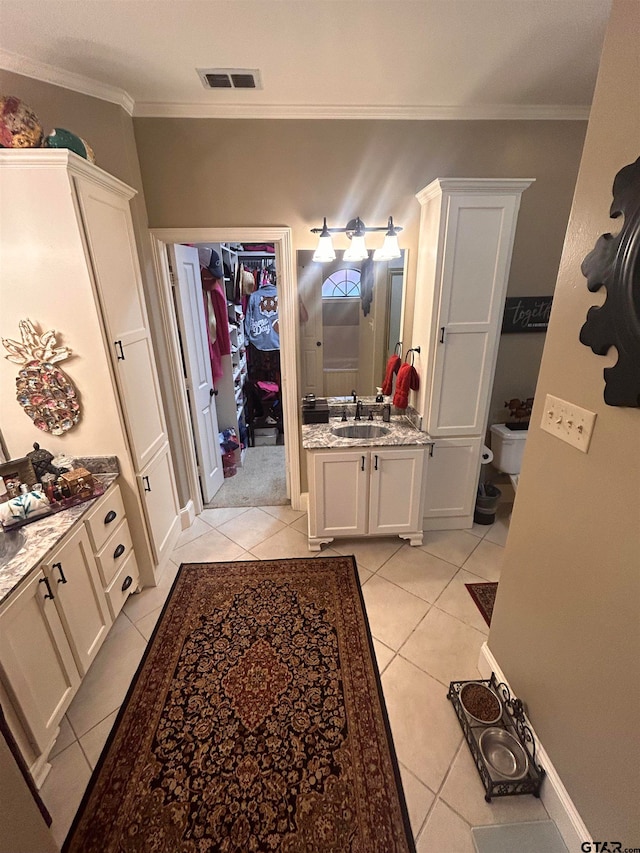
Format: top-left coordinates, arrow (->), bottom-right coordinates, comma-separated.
465,582 -> 499,627
63,557 -> 415,853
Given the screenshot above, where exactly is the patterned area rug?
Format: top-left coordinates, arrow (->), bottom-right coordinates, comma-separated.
465,582 -> 499,627
64,557 -> 415,852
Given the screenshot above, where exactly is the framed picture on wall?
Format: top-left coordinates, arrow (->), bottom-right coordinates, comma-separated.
502,296 -> 553,333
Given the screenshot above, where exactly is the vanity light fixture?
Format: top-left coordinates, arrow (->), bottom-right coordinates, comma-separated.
311,216 -> 403,263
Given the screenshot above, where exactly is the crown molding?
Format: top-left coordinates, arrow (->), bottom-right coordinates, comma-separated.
132,102 -> 590,120
0,49 -> 589,121
0,49 -> 135,115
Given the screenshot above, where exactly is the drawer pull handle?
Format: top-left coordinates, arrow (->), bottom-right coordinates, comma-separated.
115,340 -> 125,360
374,454 -> 379,471
113,543 -> 126,560
104,510 -> 117,524
52,562 -> 67,584
361,456 -> 365,472
439,326 -> 445,343
39,577 -> 54,600
142,476 -> 151,493
121,575 -> 133,592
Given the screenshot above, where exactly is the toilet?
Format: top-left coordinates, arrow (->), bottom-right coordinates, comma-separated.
489,423 -> 528,490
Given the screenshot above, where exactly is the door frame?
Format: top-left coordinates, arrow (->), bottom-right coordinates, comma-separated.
149,227 -> 300,514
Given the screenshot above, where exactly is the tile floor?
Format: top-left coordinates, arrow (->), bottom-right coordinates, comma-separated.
40,493 -> 551,851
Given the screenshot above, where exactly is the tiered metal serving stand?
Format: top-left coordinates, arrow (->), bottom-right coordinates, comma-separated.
448,672 -> 545,801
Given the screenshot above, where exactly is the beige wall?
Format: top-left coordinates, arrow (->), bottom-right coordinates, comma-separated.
0,70 -> 191,503
488,0 -> 640,844
133,117 -> 586,430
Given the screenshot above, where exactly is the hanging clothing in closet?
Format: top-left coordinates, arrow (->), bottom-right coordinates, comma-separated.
245,277 -> 280,352
201,265 -> 231,382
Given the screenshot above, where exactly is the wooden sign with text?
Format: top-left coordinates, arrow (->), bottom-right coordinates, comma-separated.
502,296 -> 553,333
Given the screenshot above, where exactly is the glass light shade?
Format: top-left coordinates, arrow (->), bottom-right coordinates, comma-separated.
373,232 -> 401,261
343,234 -> 368,261
312,234 -> 336,262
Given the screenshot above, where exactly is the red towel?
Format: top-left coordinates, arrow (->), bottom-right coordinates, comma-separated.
381,354 -> 401,395
393,363 -> 420,409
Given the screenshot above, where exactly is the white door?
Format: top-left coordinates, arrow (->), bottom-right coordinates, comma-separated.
169,243 -> 224,503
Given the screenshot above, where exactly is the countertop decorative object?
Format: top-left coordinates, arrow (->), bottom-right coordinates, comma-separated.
0,457 -> 119,604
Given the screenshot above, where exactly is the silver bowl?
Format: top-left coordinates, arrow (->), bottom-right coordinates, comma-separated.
459,681 -> 502,725
479,727 -> 530,780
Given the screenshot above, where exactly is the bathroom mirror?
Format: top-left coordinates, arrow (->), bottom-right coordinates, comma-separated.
297,249 -> 406,398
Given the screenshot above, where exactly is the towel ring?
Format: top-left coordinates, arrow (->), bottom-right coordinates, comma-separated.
404,346 -> 421,365
394,342 -> 403,357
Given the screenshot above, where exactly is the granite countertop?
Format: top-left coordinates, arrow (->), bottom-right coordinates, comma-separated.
302,410 -> 433,450
0,457 -> 119,606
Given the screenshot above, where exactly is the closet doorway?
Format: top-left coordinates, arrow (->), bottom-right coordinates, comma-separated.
150,228 -> 301,517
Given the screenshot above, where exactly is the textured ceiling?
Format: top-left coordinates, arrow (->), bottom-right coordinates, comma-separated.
0,0 -> 612,118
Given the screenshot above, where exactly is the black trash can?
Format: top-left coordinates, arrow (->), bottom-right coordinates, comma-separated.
474,484 -> 502,525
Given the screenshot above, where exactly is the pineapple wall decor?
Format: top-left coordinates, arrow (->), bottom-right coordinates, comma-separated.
2,319 -> 81,435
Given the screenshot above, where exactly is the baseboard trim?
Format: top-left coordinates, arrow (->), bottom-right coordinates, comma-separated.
180,500 -> 196,530
478,642 -> 592,850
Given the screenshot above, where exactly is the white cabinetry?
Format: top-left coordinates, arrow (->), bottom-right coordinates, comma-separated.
411,178 -> 532,526
0,151 -> 180,581
307,447 -> 425,549
422,437 -> 483,528
0,484 -> 139,785
0,571 -> 80,766
412,178 -> 533,437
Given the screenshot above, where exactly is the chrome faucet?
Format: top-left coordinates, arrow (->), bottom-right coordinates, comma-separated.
354,400 -> 364,420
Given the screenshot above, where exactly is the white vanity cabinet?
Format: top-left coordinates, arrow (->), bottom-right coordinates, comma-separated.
307,446 -> 425,549
0,483 -> 139,786
0,570 -> 80,768
0,150 -> 181,584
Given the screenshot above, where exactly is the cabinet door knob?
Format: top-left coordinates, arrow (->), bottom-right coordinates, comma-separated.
104,509 -> 118,524
52,561 -> 67,584
39,577 -> 55,600
143,476 -> 151,493
121,575 -> 133,592
113,543 -> 126,559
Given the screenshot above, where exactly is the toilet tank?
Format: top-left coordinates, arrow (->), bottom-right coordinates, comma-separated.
490,423 -> 528,474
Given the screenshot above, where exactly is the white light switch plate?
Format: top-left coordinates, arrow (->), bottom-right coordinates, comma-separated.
541,394 -> 596,453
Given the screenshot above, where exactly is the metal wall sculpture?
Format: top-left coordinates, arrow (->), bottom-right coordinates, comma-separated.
579,157 -> 640,407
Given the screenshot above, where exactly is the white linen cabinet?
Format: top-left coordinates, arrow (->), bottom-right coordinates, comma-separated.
0,151 -> 180,582
411,178 -> 533,527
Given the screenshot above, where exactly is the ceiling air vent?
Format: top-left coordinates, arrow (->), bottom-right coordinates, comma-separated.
197,68 -> 262,90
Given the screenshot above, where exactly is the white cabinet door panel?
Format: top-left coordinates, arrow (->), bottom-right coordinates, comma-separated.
74,174 -> 167,471
311,451 -> 368,538
139,443 -> 181,565
423,437 -> 482,518
0,572 -> 80,753
45,526 -> 111,677
369,448 -> 425,535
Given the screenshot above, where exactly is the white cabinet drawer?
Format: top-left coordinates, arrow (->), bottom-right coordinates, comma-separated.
95,519 -> 133,588
85,485 -> 125,552
105,551 -> 139,620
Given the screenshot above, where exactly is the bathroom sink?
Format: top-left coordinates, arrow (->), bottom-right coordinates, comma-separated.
0,528 -> 26,565
331,423 -> 391,440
